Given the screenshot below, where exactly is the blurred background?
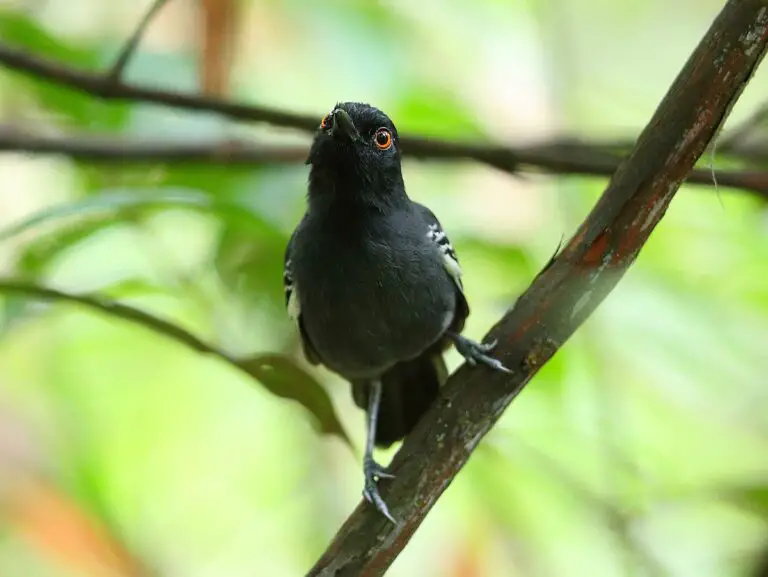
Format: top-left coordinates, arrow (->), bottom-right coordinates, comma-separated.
0,0 -> 767,575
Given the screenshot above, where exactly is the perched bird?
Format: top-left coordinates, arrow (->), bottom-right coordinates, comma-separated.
283,102 -> 510,522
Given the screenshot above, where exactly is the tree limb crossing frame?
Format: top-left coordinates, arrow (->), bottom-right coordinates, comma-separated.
305,2 -> 768,575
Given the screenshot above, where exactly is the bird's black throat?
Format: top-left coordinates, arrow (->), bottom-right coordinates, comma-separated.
307,152 -> 409,214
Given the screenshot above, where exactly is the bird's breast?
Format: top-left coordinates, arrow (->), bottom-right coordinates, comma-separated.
293,223 -> 455,379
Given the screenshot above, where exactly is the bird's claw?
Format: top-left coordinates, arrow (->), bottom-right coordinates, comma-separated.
363,457 -> 396,523
452,335 -> 513,374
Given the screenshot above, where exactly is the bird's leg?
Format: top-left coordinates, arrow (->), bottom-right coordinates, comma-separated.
362,379 -> 396,524
447,332 -> 513,374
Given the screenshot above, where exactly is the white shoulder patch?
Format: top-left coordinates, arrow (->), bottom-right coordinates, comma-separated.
427,223 -> 463,290
287,286 -> 300,321
284,259 -> 301,321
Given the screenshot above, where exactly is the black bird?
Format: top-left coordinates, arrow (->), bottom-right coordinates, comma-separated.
283,102 -> 510,522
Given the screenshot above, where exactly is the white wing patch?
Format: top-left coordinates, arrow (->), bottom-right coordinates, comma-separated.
284,259 -> 301,321
427,223 -> 463,290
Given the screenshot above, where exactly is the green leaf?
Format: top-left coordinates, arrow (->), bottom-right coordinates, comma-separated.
1,186 -> 289,306
236,353 -> 352,447
0,182 -> 294,315
726,483 -> 768,518
0,11 -> 94,65
13,217 -> 127,277
0,186 -> 268,246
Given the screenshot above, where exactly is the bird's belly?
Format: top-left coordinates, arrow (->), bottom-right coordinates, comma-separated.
298,257 -> 455,379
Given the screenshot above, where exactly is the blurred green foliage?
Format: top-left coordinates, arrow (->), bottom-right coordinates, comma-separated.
0,1 -> 766,577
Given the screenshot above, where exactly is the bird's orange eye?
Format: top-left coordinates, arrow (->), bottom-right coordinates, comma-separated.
374,128 -> 392,150
321,114 -> 332,130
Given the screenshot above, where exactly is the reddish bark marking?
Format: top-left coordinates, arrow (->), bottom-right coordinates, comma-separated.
581,229 -> 611,266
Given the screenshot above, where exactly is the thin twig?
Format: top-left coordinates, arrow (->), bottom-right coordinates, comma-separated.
304,1 -> 768,574
0,43 -> 767,195
0,280 -> 227,359
0,126 -> 308,163
0,125 -> 766,197
0,42 -> 319,129
719,100 -> 768,150
107,0 -> 172,83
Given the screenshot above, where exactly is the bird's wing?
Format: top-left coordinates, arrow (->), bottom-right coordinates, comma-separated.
413,202 -> 470,325
284,226 -> 322,365
414,202 -> 463,289
283,233 -> 298,318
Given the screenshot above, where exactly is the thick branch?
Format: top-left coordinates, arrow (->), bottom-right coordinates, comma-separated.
307,2 -> 768,575
0,126 -> 767,198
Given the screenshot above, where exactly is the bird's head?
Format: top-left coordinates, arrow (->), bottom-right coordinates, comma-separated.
306,102 -> 406,209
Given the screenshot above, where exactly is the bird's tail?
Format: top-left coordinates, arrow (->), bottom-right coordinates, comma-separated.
352,352 -> 448,448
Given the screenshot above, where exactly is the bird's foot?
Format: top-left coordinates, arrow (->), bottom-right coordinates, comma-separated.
450,333 -> 513,374
362,457 -> 396,524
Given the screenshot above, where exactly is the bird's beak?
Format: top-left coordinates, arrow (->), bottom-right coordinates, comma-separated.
331,109 -> 361,142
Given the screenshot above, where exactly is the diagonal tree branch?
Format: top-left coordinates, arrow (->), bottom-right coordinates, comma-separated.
0,125 -> 767,198
306,1 -> 768,575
